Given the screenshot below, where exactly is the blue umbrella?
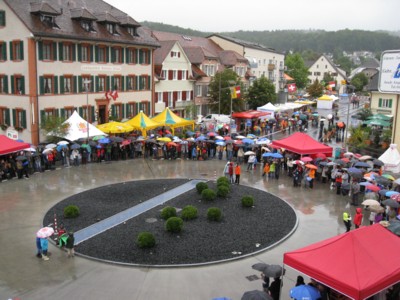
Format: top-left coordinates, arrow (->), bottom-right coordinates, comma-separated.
386,191 -> 399,197
262,153 -> 274,157
216,141 -> 226,146
186,131 -> 195,137
359,182 -> 372,186
56,144 -> 67,152
348,167 -> 362,173
98,138 -> 110,144
271,153 -> 283,159
242,138 -> 254,144
70,143 -> 80,150
290,285 -> 321,300
354,162 -> 370,168
196,135 -> 206,142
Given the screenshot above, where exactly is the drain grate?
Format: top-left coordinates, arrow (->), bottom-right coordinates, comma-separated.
246,274 -> 260,281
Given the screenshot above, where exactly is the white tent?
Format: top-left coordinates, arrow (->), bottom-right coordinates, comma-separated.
48,111 -> 107,141
379,144 -> 400,173
257,102 -> 279,113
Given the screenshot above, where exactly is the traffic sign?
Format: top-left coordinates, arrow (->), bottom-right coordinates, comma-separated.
378,50 -> 400,93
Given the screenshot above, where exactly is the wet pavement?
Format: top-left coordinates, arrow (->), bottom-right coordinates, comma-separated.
0,154 -> 370,300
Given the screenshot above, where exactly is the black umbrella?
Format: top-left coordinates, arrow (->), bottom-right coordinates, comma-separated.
252,262 -> 269,273
241,290 -> 272,300
372,159 -> 384,167
354,162 -> 370,168
16,155 -> 27,161
88,141 -> 97,147
110,136 -> 124,143
374,176 -> 391,186
261,264 -> 285,278
383,199 -> 400,208
319,161 -> 328,166
387,220 -> 400,236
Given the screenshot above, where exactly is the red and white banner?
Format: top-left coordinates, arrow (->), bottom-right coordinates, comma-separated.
329,81 -> 336,88
287,83 -> 297,93
105,90 -> 119,101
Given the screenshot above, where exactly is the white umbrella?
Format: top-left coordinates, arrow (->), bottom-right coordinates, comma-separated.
36,227 -> 54,238
24,147 -> 36,152
261,147 -> 270,152
45,143 -> 57,149
236,135 -> 246,139
361,199 -> 380,206
344,152 -> 354,157
42,148 -> 53,154
244,151 -> 255,156
57,141 -> 69,145
215,136 -> 224,140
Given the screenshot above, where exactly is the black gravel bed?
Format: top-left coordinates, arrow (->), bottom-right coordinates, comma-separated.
48,180 -> 297,266
43,179 -> 189,232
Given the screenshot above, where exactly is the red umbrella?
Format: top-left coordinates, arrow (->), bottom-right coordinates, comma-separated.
167,142 -> 178,147
305,164 -> 318,170
315,153 -> 326,159
390,194 -> 400,202
234,140 -> 243,144
207,132 -> 216,137
301,157 -> 313,162
224,136 -> 232,141
121,140 -> 130,147
337,122 -> 344,128
341,157 -> 350,163
365,184 -> 381,192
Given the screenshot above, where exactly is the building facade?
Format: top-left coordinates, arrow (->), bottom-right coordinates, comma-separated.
0,0 -> 159,144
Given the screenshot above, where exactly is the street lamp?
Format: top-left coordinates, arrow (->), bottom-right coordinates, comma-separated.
83,79 -> 91,142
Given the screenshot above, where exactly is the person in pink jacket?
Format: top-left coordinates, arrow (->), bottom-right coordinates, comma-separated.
353,207 -> 363,229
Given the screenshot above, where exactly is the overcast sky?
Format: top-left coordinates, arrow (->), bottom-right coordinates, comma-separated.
105,0 -> 399,32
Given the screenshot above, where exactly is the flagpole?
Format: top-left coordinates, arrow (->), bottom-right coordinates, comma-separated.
83,79 -> 91,143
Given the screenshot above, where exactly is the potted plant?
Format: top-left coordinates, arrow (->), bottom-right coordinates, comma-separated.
381,129 -> 392,149
0,123 -> 8,130
14,126 -> 24,132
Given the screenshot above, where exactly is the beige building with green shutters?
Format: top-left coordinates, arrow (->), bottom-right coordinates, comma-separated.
0,0 -> 159,144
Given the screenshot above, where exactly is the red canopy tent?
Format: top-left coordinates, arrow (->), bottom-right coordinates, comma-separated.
232,110 -> 270,119
271,132 -> 332,156
284,224 -> 400,300
0,134 -> 30,155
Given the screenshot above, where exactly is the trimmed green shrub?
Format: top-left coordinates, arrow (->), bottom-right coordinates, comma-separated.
63,205 -> 80,218
217,176 -> 229,187
242,195 -> 254,207
160,206 -> 177,220
137,232 -> 156,248
196,182 -> 208,194
201,188 -> 216,201
207,207 -> 222,221
181,205 -> 198,220
165,217 -> 184,233
217,185 -> 230,198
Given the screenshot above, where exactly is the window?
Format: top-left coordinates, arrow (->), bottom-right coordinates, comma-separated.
127,48 -> 137,64
141,101 -> 149,115
12,75 -> 24,95
82,75 -> 92,92
43,76 -> 53,94
314,72 -> 321,76
61,76 -> 73,94
13,108 -> 26,129
127,102 -> 137,117
0,75 -> 7,93
96,46 -> 107,63
64,107 -> 75,118
235,66 -> 245,77
0,10 -> 5,27
0,42 -> 6,61
81,20 -> 95,32
42,42 -> 54,60
161,70 -> 167,79
379,98 -> 392,108
97,75 -> 106,92
40,15 -> 59,29
177,91 -> 182,101
203,65 -> 215,76
186,90 -> 191,101
127,26 -> 137,37
0,107 -> 10,125
81,44 -> 91,62
61,43 -> 74,61
11,40 -> 23,61
106,23 -> 118,35
316,64 -> 319,68
112,104 -> 123,120
112,47 -> 122,63
127,75 -> 136,90
168,92 -> 173,107
138,75 -> 150,90
196,85 -> 202,97
171,51 -> 180,58
138,49 -> 150,64
157,92 -> 163,103
173,70 -> 177,80
181,70 -> 187,80
112,76 -> 121,91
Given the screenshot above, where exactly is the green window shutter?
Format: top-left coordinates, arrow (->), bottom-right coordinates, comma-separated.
5,108 -> 10,125
72,44 -> 76,61
138,49 -> 143,64
55,109 -> 59,117
147,75 -> 151,90
53,76 -> 58,94
39,76 -> 44,94
136,76 -> 139,91
125,103 -> 130,117
111,104 -> 115,116
3,75 -> 8,93
10,75 -> 14,94
121,76 -> 125,91
147,102 -> 151,114
122,104 -> 125,118
95,76 -> 99,92
111,47 -> 115,63
0,11 -> 5,26
20,76 -> 25,94
12,109 -> 16,126
148,50 -> 151,64
58,42 -> 63,61
125,76 -> 129,90
125,48 -> 130,63
378,98 -> 382,107
20,41 -> 24,60
111,77 -> 115,90
79,107 -> 83,116
95,46 -> 99,62
73,76 -> 78,93
53,42 -> 57,60
38,41 -> 43,60
107,76 -> 111,91
106,46 -> 110,63
9,41 -> 13,60
90,45 -> 94,62
91,76 -> 94,92
78,76 -> 83,93
21,110 -> 27,128
77,44 -> 82,61
60,108 -> 65,118
60,76 -> 64,94
40,110 -> 45,126
91,106 -> 95,121
389,100 -> 392,108
121,48 -> 125,63
2,42 -> 6,60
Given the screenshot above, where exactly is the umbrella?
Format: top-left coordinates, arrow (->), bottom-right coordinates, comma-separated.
70,143 -> 81,150
372,159 -> 384,167
252,262 -> 269,273
375,176 -> 391,186
157,137 -> 172,143
294,160 -> 305,165
262,152 -> 273,158
319,161 -> 327,166
256,138 -> 271,145
167,142 -> 178,147
301,157 -> 313,162
216,141 -> 226,146
241,290 -> 272,300
348,167 -> 362,174
242,138 -> 255,144
386,191 -> 399,197
98,138 -> 110,144
186,137 -> 195,142
16,155 -> 27,161
382,174 -> 395,181
271,153 -> 283,159
365,184 -> 381,192
327,161 -> 336,166
57,141 -> 69,145
290,285 -> 321,300
36,227 -> 54,238
261,264 -> 284,278
92,135 -> 106,141
88,140 -> 97,147
110,136 -> 124,143
121,140 -> 131,147
335,159 -> 347,166
359,155 -> 373,161
24,147 -> 37,152
387,220 -> 400,236
244,151 -> 256,156
45,143 -> 57,149
247,134 -> 256,139
362,199 -> 380,206
196,135 -> 207,142
305,164 -> 317,170
343,152 -> 354,157
81,143 -> 90,149
368,205 -> 385,213
382,199 -> 400,208
42,148 -> 53,154
354,162 -> 370,168
261,147 -> 270,152
348,171 -> 363,179
315,153 -> 326,159
215,136 -> 224,140
390,194 -> 400,202
207,132 -> 216,137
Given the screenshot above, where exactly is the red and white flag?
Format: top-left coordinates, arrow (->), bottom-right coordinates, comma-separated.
105,90 -> 119,101
230,86 -> 241,99
287,83 -> 297,93
329,81 -> 336,88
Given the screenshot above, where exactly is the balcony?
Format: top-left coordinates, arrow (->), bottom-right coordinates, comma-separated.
268,64 -> 275,71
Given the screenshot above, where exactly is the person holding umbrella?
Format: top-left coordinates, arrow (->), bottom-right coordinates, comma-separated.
350,179 -> 361,206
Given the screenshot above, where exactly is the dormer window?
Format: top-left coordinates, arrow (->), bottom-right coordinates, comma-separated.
106,23 -> 118,35
81,20 -> 95,32
127,26 -> 138,37
171,51 -> 180,58
40,14 -> 59,29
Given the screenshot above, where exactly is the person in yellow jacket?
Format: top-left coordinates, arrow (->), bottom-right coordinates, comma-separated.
343,212 -> 352,232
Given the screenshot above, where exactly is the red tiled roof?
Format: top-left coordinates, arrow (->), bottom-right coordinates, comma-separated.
192,65 -> 207,78
154,40 -> 176,65
219,50 -> 248,66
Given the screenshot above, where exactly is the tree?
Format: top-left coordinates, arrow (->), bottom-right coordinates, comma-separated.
245,76 -> 277,110
306,79 -> 324,99
351,72 -> 369,92
40,116 -> 69,143
285,53 -> 309,89
208,69 -> 245,115
334,55 -> 353,75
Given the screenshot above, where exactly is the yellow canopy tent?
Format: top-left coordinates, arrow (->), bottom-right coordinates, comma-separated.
317,95 -> 334,101
125,111 -> 162,137
97,121 -> 134,134
151,107 -> 195,134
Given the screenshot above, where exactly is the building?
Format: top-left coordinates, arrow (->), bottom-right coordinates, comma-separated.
0,0 -> 159,144
152,31 -> 249,116
208,34 -> 284,93
349,57 -> 380,81
306,54 -> 347,94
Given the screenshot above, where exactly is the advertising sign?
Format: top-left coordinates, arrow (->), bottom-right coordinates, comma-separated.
378,50 -> 400,93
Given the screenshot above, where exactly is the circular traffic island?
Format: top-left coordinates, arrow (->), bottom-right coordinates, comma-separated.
44,179 -> 297,266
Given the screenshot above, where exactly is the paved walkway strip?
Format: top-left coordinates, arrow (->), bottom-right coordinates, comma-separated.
74,179 -> 205,244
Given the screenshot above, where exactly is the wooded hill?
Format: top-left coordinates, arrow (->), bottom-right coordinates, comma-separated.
142,21 -> 400,54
